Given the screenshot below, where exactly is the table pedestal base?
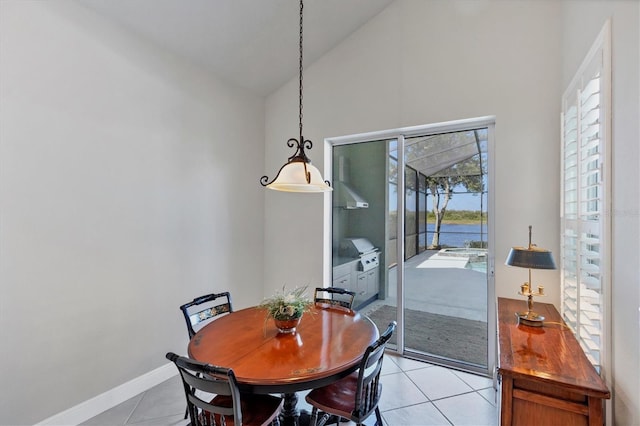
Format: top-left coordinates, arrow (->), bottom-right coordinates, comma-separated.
281,393 -> 300,425
280,393 -> 340,426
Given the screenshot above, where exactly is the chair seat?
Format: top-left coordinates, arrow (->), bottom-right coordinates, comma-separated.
204,393 -> 283,426
305,372 -> 381,420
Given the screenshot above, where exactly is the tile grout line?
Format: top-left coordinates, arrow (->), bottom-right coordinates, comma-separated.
123,390 -> 146,426
397,365 -> 481,425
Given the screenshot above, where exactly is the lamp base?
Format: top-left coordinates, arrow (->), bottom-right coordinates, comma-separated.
515,311 -> 545,327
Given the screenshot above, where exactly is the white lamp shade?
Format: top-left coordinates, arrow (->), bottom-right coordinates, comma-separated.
267,161 -> 332,193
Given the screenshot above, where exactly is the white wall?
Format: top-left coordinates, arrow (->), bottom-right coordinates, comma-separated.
561,2 -> 640,424
0,1 -> 265,424
264,0 -> 640,423
265,0 -> 563,302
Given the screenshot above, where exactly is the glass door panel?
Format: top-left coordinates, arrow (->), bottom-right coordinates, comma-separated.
402,128 -> 489,370
332,140 -> 393,312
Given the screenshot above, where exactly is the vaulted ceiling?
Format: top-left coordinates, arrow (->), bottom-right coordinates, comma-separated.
79,0 -> 395,96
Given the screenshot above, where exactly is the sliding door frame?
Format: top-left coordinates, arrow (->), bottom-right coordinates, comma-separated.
324,116 -> 496,377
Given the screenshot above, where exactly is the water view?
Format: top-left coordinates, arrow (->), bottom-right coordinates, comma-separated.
426,223 -> 487,247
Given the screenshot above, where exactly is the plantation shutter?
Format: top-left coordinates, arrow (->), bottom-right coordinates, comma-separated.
560,21 -> 611,371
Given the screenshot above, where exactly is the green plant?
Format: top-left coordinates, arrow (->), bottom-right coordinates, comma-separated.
259,285 -> 313,320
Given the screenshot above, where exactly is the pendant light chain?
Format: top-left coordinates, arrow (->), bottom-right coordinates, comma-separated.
298,0 -> 304,145
259,0 -> 332,191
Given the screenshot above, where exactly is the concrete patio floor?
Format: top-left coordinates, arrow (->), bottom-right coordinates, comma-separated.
362,249 -> 489,323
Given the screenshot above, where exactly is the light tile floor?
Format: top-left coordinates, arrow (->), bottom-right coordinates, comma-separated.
82,353 -> 498,426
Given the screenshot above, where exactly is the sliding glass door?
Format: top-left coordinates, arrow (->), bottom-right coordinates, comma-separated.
329,118 -> 495,376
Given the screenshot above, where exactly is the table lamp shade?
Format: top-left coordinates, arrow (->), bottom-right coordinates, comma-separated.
505,246 -> 557,270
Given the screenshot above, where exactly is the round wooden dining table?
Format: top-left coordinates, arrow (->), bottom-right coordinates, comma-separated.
188,304 -> 379,425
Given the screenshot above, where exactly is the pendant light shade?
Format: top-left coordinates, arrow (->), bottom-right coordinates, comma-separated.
260,0 -> 332,193
265,155 -> 331,193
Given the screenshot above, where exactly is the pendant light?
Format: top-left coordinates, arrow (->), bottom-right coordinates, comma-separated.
260,0 -> 332,193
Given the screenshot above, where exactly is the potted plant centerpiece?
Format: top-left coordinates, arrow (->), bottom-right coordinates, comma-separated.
259,286 -> 313,334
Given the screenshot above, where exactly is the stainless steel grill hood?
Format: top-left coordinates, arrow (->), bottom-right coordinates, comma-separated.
335,181 -> 369,209
334,156 -> 369,209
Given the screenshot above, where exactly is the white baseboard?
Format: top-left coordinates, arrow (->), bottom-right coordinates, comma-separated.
36,362 -> 177,426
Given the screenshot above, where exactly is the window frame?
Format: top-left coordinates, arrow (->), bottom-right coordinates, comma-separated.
560,20 -> 611,380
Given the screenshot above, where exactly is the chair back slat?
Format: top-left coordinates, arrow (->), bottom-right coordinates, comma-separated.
188,303 -> 232,327
353,321 -> 396,420
180,292 -> 233,338
314,287 -> 355,311
179,368 -> 232,397
186,392 -> 234,418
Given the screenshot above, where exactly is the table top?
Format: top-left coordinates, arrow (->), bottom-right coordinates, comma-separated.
497,297 -> 610,398
188,305 -> 379,394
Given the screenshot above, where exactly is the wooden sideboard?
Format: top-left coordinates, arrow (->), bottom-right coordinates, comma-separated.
497,297 -> 610,426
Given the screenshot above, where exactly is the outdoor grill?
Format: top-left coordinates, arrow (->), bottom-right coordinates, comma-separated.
338,237 -> 380,272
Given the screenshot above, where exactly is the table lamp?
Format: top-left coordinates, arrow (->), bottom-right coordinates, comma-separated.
505,225 -> 556,327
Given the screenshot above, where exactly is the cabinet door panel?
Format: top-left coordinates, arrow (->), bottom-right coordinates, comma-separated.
333,273 -> 351,290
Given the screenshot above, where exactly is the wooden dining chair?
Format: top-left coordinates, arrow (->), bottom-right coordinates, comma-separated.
305,321 -> 397,426
313,287 -> 356,310
180,292 -> 233,339
166,352 -> 283,426
179,292 -> 233,420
